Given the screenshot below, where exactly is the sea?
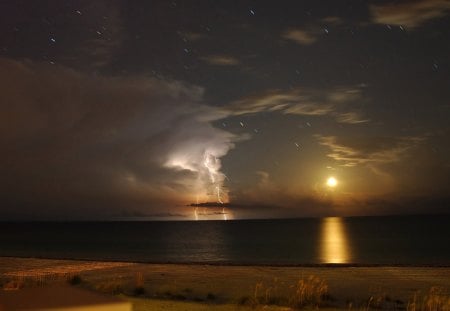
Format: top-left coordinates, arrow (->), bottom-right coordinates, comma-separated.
0,215 -> 449,266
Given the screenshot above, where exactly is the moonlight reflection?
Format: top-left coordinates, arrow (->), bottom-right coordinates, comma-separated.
320,217 -> 351,264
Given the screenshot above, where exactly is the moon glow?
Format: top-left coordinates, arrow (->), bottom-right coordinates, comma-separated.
326,177 -> 338,188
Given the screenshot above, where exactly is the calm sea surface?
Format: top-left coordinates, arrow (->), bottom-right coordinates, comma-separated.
0,215 -> 449,265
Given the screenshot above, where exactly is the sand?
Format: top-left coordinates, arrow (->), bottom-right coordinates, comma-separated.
1,257 -> 449,310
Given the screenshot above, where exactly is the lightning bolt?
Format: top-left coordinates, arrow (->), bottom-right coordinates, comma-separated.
204,152 -> 225,204
216,186 -> 223,204
222,207 -> 227,221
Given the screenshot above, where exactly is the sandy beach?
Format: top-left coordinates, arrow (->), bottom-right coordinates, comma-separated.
1,257 -> 450,310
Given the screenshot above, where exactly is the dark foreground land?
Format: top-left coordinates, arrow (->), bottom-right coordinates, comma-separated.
1,257 -> 450,310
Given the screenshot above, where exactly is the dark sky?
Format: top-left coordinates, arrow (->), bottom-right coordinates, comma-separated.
1,0 -> 449,220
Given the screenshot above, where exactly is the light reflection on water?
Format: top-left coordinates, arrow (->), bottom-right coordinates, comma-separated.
320,217 -> 351,263
162,221 -> 231,263
3,216 -> 450,264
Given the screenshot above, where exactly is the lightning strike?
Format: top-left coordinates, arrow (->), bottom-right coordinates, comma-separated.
216,186 -> 223,204
222,207 -> 227,221
165,149 -> 229,218
194,207 -> 199,221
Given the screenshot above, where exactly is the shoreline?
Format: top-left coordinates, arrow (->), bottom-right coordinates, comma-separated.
1,255 -> 449,268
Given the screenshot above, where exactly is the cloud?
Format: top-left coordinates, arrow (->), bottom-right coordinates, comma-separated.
283,103 -> 334,116
370,0 -> 450,29
229,167 -> 449,217
282,16 -> 343,46
321,16 -> 344,25
226,87 -> 369,124
316,135 -> 425,167
0,58 -> 242,219
200,55 -> 240,66
335,112 -> 369,124
180,31 -> 207,42
0,60 -> 369,219
228,171 -> 334,218
282,28 -> 318,45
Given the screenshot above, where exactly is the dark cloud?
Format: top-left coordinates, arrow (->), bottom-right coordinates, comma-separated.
0,58 -> 239,219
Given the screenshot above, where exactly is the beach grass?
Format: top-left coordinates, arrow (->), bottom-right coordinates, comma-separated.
1,257 -> 450,310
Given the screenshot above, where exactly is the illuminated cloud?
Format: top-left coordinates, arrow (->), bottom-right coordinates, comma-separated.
321,16 -> 344,25
181,31 -> 207,42
226,87 -> 369,124
316,135 -> 425,167
0,58 -> 240,218
2,59 -> 371,219
227,91 -> 300,115
282,17 -> 342,46
200,55 -> 240,66
335,112 -> 369,124
0,1 -> 448,219
283,103 -> 334,116
370,0 -> 450,29
282,28 -> 318,45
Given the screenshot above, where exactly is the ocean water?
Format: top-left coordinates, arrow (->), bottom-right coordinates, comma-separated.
0,215 -> 449,265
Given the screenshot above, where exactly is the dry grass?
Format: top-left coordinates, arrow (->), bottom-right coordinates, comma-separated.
242,275 -> 330,309
247,279 -> 283,307
2,259 -> 450,311
346,287 -> 450,311
407,287 -> 450,311
289,275 -> 329,309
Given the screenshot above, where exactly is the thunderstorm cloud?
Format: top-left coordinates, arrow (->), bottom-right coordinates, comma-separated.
0,58 -> 238,219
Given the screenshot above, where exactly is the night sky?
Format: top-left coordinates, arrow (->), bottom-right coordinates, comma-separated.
1,0 -> 449,220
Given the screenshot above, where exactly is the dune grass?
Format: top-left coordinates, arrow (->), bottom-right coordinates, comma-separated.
407,287 -> 450,311
237,275 -> 331,309
3,271 -> 450,311
2,258 -> 450,310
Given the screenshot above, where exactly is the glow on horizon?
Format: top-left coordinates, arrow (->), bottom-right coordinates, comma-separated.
192,206 -> 231,221
320,217 -> 351,263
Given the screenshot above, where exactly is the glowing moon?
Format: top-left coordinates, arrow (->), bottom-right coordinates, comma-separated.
326,177 -> 338,187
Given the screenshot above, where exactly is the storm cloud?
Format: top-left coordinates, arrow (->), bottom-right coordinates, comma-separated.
0,58 -> 238,219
